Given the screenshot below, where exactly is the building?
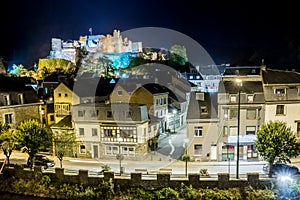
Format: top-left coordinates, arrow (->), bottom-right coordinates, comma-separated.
186,92 -> 218,161
0,76 -> 43,129
72,103 -> 159,160
261,67 -> 300,139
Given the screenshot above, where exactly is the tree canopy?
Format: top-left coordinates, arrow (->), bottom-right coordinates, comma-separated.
14,119 -> 52,168
255,120 -> 300,177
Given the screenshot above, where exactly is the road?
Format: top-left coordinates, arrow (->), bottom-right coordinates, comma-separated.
2,126 -> 300,177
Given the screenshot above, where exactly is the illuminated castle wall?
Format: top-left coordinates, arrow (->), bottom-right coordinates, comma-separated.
49,30 -> 142,67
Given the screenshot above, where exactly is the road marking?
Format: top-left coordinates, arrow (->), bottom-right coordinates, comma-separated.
169,139 -> 175,155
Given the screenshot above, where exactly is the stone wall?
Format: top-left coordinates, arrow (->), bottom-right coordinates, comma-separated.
0,163 -> 272,190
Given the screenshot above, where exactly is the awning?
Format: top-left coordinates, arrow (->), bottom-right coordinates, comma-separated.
226,135 -> 257,146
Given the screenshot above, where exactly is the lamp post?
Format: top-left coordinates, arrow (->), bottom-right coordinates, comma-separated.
117,137 -> 123,174
236,78 -> 242,179
173,109 -> 177,133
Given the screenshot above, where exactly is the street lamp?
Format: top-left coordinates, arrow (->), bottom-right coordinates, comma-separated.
235,78 -> 242,179
173,109 -> 177,133
117,137 -> 123,174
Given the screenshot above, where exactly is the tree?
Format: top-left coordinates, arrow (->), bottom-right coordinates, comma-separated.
14,119 -> 52,169
53,128 -> 77,168
255,120 -> 300,177
182,148 -> 190,177
0,121 -> 14,167
169,45 -> 188,66
0,130 -> 15,167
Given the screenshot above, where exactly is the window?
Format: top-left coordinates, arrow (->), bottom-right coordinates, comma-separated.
201,106 -> 208,114
78,110 -> 85,117
117,90 -> 123,96
194,144 -> 202,156
4,113 -> 13,124
224,109 -> 228,120
246,126 -> 256,135
223,126 -> 228,137
229,109 -> 238,120
50,115 -> 55,122
58,93 -> 61,97
3,95 -> 10,106
230,95 -> 237,103
92,128 -> 98,136
246,109 -> 256,120
297,122 -> 300,137
128,147 -> 135,156
126,111 -> 132,118
194,126 -> 203,137
229,126 -> 238,136
18,94 -> 24,104
106,146 -> 118,155
276,105 -> 285,115
79,128 -> 84,136
275,88 -> 285,95
247,95 -> 254,103
65,93 -> 68,97
80,145 -> 86,154
107,111 -> 112,118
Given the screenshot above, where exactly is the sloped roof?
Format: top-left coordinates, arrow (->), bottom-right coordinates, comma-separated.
262,69 -> 300,84
51,115 -> 72,128
222,66 -> 261,76
187,92 -> 218,120
220,81 -> 263,93
72,77 -> 117,97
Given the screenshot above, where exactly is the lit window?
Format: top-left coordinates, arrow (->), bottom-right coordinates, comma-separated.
276,105 -> 285,115
247,95 -> 254,103
275,88 -> 285,95
230,95 -> 237,103
194,126 -> 203,137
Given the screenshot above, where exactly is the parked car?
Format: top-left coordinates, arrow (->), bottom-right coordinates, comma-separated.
27,155 -> 55,169
263,163 -> 299,176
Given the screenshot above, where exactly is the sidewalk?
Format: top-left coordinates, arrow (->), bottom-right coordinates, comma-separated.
2,150 -> 300,167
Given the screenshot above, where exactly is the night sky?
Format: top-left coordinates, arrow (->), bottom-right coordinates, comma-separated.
1,1 -> 300,71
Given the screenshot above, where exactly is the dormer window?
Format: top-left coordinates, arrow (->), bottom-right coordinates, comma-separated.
230,95 -> 237,103
201,106 -> 208,114
275,88 -> 286,95
3,94 -> 10,106
247,95 -> 254,103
